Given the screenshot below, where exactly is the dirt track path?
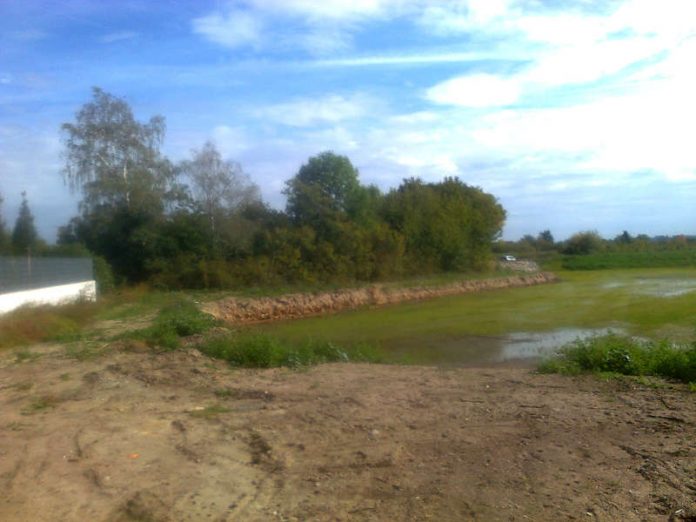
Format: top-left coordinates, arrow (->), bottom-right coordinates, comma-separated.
0,345 -> 694,521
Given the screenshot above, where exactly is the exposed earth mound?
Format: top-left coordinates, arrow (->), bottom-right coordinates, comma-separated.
1,343 -> 694,521
204,272 -> 558,324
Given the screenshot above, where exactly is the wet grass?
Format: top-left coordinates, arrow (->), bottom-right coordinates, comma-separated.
539,333 -> 696,384
257,269 -> 696,354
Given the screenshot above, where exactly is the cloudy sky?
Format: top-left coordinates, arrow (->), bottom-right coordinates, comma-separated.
1,0 -> 695,241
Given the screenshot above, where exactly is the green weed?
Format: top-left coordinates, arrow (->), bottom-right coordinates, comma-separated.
539,333 -> 696,384
198,333 -> 380,368
126,298 -> 217,349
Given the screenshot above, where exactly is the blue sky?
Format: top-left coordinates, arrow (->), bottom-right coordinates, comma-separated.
1,0 -> 695,241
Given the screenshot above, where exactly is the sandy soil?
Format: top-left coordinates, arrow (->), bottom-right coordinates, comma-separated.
0,343 -> 694,521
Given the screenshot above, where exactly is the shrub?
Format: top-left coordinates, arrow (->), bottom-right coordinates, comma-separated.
540,333 -> 696,384
131,298 -> 216,349
93,256 -> 116,294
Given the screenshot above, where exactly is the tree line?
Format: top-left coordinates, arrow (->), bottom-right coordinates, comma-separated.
7,87 -> 506,289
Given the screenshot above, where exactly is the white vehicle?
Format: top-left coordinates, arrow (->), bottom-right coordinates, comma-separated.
502,255 -> 517,262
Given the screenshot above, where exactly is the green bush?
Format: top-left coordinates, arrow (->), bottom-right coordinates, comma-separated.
132,299 -> 216,349
539,333 -> 696,384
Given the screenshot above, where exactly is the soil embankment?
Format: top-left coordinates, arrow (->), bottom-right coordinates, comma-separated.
204,272 -> 558,324
0,345 -> 694,521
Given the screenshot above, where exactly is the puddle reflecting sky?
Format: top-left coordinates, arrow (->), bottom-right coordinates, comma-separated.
382,327 -> 622,368
603,277 -> 696,297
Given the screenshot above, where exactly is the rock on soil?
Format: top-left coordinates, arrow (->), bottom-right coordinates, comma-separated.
0,344 -> 694,521
204,273 -> 558,324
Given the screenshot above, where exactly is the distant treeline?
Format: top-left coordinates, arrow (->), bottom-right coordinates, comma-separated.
497,230 -> 696,270
0,88 -> 506,289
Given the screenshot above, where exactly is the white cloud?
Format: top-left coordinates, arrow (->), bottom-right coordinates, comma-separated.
252,0 -> 393,20
311,49 -> 529,67
192,9 -> 263,49
254,94 -> 376,127
298,26 -> 353,55
426,74 -> 520,108
212,125 -> 251,158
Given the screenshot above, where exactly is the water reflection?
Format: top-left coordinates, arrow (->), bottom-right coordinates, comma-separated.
383,327 -> 621,367
603,276 -> 696,297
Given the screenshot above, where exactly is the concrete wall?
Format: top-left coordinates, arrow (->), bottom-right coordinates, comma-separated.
0,280 -> 97,315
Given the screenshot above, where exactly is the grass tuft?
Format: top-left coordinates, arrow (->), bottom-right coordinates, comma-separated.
539,333 -> 696,384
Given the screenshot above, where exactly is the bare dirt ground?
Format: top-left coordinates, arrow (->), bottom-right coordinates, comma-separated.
1,343 -> 694,521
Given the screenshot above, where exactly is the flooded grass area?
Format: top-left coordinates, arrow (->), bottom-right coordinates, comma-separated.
257,268 -> 696,366
381,327 -> 623,367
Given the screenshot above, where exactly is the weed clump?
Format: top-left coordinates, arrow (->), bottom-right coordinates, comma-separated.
539,333 -> 696,384
199,333 -> 380,368
131,299 -> 217,349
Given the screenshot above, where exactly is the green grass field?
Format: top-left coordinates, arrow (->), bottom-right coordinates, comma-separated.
255,268 -> 696,348
562,250 -> 696,270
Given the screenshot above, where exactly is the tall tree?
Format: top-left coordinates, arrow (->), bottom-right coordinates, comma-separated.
12,192 -> 38,254
60,88 -> 183,280
61,87 -> 178,214
382,177 -> 505,271
179,141 -> 260,243
284,151 -> 361,238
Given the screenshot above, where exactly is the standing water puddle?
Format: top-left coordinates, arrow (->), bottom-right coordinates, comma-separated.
603,276 -> 696,297
383,327 -> 622,367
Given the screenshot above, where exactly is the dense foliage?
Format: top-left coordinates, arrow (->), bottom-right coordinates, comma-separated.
48,88 -> 507,288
